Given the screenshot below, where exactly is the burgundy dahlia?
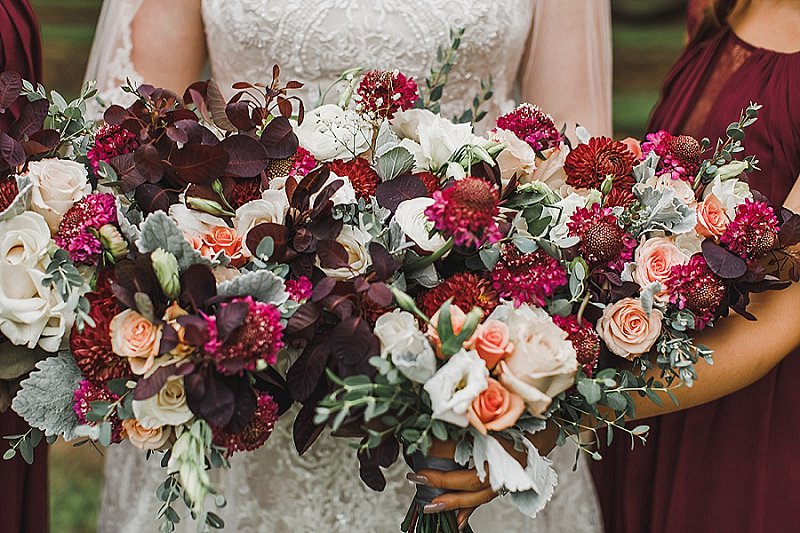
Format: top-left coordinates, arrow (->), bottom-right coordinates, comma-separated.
564,137 -> 636,190
553,314 -> 600,377
720,199 -> 780,258
356,69 -> 419,120
212,392 -> 279,455
204,297 -> 284,375
495,103 -> 562,151
0,175 -> 19,212
227,177 -> 262,209
87,124 -> 139,174
425,177 -> 502,248
327,157 -> 381,199
491,245 -> 567,307
567,203 -> 636,272
666,255 -> 726,330
604,186 -> 637,209
55,193 -> 117,265
415,171 -> 442,194
73,379 -> 124,443
417,272 -> 499,320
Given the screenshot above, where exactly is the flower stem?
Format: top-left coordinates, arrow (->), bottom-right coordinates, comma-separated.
405,238 -> 454,273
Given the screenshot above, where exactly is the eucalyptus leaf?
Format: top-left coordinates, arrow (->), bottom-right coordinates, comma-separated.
0,175 -> 32,222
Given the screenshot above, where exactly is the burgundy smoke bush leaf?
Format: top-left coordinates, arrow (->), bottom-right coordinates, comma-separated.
367,282 -> 393,308
112,153 -> 146,192
368,243 -> 400,280
293,381 -> 328,455
222,378 -> 257,433
176,314 -> 210,347
470,160 -> 502,188
134,183 -> 176,213
330,317 -> 377,366
185,368 -> 236,427
169,144 -> 230,185
219,134 -> 270,177
292,228 -> 315,253
285,301 -> 322,337
0,71 -> 22,112
317,239 -> 349,269
246,222 -> 288,262
310,180 -> 343,216
206,79 -> 238,132
287,342 -> 331,402
253,366 -> 293,415
133,364 -> 180,400
180,264 -> 218,312
375,174 -> 427,212
158,324 -> 179,355
103,105 -> 128,126
702,239 -> 747,279
226,101 -> 253,131
779,208 -> 800,247
165,126 -> 189,145
311,277 -> 336,302
8,98 -> 48,139
134,144 -> 164,183
166,108 -> 201,125
173,119 -> 219,146
277,97 -> 293,119
307,218 -> 343,242
260,116 -> 298,159
215,300 -> 249,344
292,166 -> 329,209
353,277 -> 370,293
358,450 -> 387,491
0,132 -> 25,167
27,129 -> 60,152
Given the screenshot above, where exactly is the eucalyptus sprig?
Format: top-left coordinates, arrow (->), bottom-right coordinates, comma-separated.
43,248 -> 94,332
22,79 -> 97,156
418,27 -> 466,113
454,74 -> 494,124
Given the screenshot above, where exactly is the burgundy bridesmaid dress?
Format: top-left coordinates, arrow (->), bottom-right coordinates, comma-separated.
592,10 -> 800,533
0,2 -> 48,532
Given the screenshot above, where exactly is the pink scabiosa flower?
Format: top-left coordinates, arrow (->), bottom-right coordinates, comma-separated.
73,379 -> 124,443
417,272 -> 499,320
285,276 -> 313,302
425,177 -> 502,249
55,192 -> 118,265
212,392 -> 279,455
86,124 -> 139,174
355,69 -> 418,120
720,199 -> 780,258
642,130 -> 701,182
553,315 -> 600,377
495,103 -> 562,152
204,297 -> 284,375
666,255 -> 727,330
491,244 -> 567,307
567,203 -> 636,272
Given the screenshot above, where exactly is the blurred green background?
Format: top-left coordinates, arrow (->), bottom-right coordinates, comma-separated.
27,0 -> 686,531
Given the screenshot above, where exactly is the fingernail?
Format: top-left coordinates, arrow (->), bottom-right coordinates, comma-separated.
423,502 -> 447,514
406,473 -> 429,485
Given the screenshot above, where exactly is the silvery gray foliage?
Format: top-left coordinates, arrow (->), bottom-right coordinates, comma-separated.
137,211 -> 209,270
407,263 -> 440,288
639,282 -> 663,315
116,198 -> 141,243
217,270 -> 289,306
632,152 -> 660,183
373,121 -> 400,158
376,145 -> 415,182
0,175 -> 32,222
634,183 -> 696,235
12,352 -> 83,440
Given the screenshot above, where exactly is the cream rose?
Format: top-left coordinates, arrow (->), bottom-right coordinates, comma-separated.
395,197 -> 448,253
0,211 -> 74,351
423,349 -> 489,427
493,303 -> 578,417
295,104 -> 372,162
315,225 -> 371,279
374,310 -> 437,383
707,175 -> 752,218
122,418 -> 172,450
26,159 -> 91,232
132,376 -> 193,428
492,128 -> 537,183
597,297 -> 663,360
645,173 -> 697,207
234,190 -> 289,255
110,309 -> 163,375
394,108 -> 484,172
631,236 -> 689,300
529,146 -> 573,196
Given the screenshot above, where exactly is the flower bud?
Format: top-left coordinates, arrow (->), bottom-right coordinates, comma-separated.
715,160 -> 749,181
98,224 -> 129,261
600,176 -> 614,196
186,196 -> 233,217
151,248 -> 181,300
391,287 -> 418,314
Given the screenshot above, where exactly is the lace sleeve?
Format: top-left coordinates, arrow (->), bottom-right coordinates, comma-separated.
84,0 -> 145,118
519,0 -> 613,137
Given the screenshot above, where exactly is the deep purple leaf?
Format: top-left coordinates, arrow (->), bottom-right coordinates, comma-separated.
253,366 -> 293,415
172,119 -> 219,146
185,368 -> 236,427
368,243 -> 400,280
103,105 -> 128,126
260,116 -> 298,159
310,179 -> 343,217
222,378 -> 257,433
134,144 -> 164,183
0,131 -> 25,167
215,300 -> 249,344
358,452 -> 387,491
285,301 -> 321,337
702,239 -> 747,279
375,174 -> 427,212
166,126 -> 189,145
317,239 -> 349,269
245,222 -> 288,262
287,342 -> 331,402
779,208 -> 800,247
292,167 -> 329,210
311,277 -> 337,302
169,144 -> 229,185
0,71 -> 22,112
9,98 -> 48,140
367,282 -> 393,308
226,101 -> 253,131
134,183 -> 176,213
306,217 -> 343,242
133,363 -> 179,400
292,381 -> 328,455
158,323 -> 179,355
219,134 -> 270,177
177,314 -> 211,347
330,317 -> 378,367
292,228 -> 315,253
180,264 -> 218,312
28,129 -> 60,152
206,79 -> 238,132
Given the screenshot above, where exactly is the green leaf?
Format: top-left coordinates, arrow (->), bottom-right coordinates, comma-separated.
206,512 -> 225,529
255,236 -> 274,260
478,246 -> 500,270
576,380 -> 601,404
605,392 -> 627,412
3,448 -> 16,461
217,270 -> 289,305
376,146 -> 415,182
137,211 -> 209,270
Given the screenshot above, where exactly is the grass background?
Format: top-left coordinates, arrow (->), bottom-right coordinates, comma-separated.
26,0 -> 685,531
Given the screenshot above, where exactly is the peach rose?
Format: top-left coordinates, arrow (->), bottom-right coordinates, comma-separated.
427,305 -> 473,358
597,298 -> 663,360
122,419 -> 172,450
466,319 -> 514,369
202,226 -> 246,267
695,194 -> 729,238
110,309 -> 163,375
620,137 -> 643,160
467,378 -> 526,435
631,236 -> 689,300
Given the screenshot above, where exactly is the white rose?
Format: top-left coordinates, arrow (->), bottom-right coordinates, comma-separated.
530,146 -> 573,196
309,171 -> 357,207
295,104 -> 372,162
234,190 -> 289,255
0,212 -> 74,351
394,109 -> 484,172
316,225 -> 371,279
374,310 -> 437,383
167,204 -> 227,239
132,376 -> 193,428
390,108 -> 435,142
423,350 -> 489,427
645,173 -> 697,206
395,197 -> 448,253
26,159 -> 91,232
492,128 -> 537,183
493,303 -> 578,417
707,175 -> 752,218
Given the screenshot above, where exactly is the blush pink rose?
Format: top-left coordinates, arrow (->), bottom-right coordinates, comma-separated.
620,137 -> 643,160
466,319 -> 514,369
110,309 -> 163,375
631,236 -> 689,300
466,378 -> 526,435
597,298 -> 663,360
695,194 -> 729,238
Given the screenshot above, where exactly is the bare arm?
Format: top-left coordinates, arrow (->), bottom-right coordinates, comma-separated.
130,0 -> 207,94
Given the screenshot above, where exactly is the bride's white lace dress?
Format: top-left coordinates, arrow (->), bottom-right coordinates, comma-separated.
89,1 -> 610,531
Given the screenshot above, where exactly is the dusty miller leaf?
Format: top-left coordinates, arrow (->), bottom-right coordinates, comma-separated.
376,146 -> 415,182
11,352 -> 82,440
0,175 -> 32,222
217,270 -> 289,306
137,211 -> 209,270
634,184 -> 696,235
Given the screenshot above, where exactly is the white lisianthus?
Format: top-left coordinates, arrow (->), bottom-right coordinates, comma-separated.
234,190 -> 290,255
0,211 -> 74,351
132,376 -> 193,428
25,159 -> 91,232
308,170 -> 357,207
393,108 -> 485,172
707,175 -> 752,218
374,310 -> 437,383
316,225 -> 371,279
493,303 -> 578,417
492,128 -> 537,183
424,350 -> 489,427
394,197 -> 448,253
715,160 -> 750,181
295,104 -> 372,162
546,192 -> 588,246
